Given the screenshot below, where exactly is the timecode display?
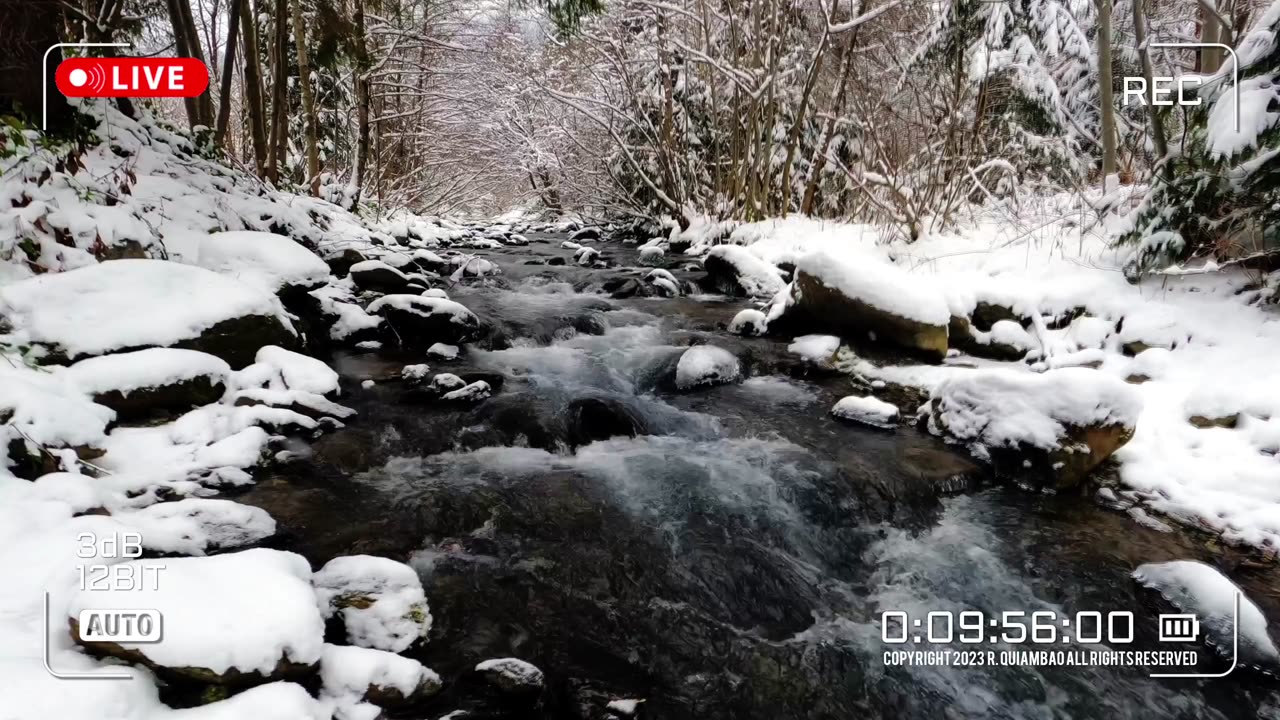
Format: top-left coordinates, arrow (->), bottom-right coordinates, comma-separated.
881,610 -> 1135,645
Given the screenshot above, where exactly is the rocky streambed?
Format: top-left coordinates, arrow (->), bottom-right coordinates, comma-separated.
238,231 -> 1280,719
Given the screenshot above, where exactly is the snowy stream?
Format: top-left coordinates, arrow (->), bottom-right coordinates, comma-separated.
240,233 -> 1280,719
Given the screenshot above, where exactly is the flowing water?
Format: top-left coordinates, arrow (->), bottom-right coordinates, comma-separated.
241,232 -> 1280,719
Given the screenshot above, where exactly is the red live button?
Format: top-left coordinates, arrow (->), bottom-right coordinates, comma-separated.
56,57 -> 209,98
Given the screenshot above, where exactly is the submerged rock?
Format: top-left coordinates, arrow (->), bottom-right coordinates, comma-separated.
566,397 -> 646,447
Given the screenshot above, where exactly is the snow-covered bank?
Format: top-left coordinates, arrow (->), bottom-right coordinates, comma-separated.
678,204 -> 1280,551
0,104 -> 520,719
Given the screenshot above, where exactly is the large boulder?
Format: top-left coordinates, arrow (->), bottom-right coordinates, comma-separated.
368,295 -> 483,347
926,367 -> 1141,489
701,245 -> 786,298
0,259 -> 296,368
61,348 -> 230,422
67,549 -> 324,685
773,251 -> 949,361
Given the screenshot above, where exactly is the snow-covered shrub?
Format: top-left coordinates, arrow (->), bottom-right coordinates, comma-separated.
1119,0 -> 1280,275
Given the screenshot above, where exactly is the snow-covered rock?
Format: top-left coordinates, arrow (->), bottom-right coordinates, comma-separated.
779,250 -> 949,361
607,699 -> 645,716
449,256 -> 499,278
428,373 -> 467,394
61,349 -> 231,421
569,227 -> 601,242
401,364 -> 432,381
675,346 -> 741,390
442,380 -> 492,402
728,308 -> 768,336
0,259 -> 295,367
702,245 -> 787,298
639,245 -> 665,265
2,357 -> 115,477
831,395 -> 900,429
313,555 -> 432,652
165,230 -> 330,295
120,498 -> 276,555
927,367 -> 1142,489
475,657 -> 544,694
349,260 -> 418,294
644,269 -> 681,298
367,295 -> 483,347
575,246 -> 600,265
427,342 -> 459,360
252,345 -> 342,396
310,282 -> 383,343
320,643 -> 442,707
787,334 -> 840,366
1133,560 -> 1279,668
421,288 -> 449,299
68,549 -> 324,684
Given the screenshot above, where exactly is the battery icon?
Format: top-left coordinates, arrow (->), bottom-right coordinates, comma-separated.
1158,614 -> 1199,642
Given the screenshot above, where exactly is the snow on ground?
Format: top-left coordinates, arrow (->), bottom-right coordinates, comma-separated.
692,205 -> 1280,551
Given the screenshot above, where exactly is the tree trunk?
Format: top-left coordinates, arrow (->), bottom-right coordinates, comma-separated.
1096,0 -> 1118,181
240,0 -> 268,174
175,0 -> 216,127
214,0 -> 245,146
266,0 -> 289,184
166,0 -> 202,129
1132,0 -> 1171,181
352,0 -> 371,203
1200,1 -> 1223,73
0,0 -> 72,131
290,0 -> 321,195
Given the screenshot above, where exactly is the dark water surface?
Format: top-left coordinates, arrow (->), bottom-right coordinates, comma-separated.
241,233 -> 1280,719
